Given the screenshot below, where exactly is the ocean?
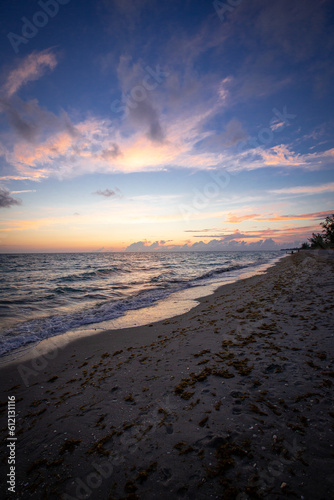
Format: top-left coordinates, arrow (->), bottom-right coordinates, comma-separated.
0,251 -> 283,359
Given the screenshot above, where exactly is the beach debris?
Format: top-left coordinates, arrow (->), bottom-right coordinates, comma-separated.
199,416 -> 209,427
193,349 -> 211,358
227,358 -> 254,376
135,462 -> 157,483
87,432 -> 116,456
174,441 -> 195,455
212,368 -> 235,378
215,400 -> 222,411
124,393 -> 135,403
124,480 -> 138,493
113,349 -> 123,356
249,403 -> 268,416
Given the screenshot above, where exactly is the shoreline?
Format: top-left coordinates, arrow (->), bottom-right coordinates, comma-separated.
0,253 -> 285,366
0,252 -> 333,499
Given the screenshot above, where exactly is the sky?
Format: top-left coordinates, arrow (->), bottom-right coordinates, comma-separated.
0,0 -> 333,252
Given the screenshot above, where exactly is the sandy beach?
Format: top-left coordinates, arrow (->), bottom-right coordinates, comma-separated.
1,251 -> 333,500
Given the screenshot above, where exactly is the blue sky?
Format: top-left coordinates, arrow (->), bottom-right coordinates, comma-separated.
0,0 -> 333,252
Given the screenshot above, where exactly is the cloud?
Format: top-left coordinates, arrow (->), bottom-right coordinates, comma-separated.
124,237 -> 301,252
225,210 -> 333,223
1,109 -> 217,179
211,0 -> 332,109
0,100 -> 35,142
99,144 -> 122,160
218,77 -> 233,105
242,145 -> 334,171
129,100 -> 165,143
1,45 -> 333,181
114,56 -> 166,143
270,182 -> 334,196
215,53 -> 292,107
199,119 -> 248,151
225,214 -> 260,223
188,238 -> 284,251
125,240 -> 164,252
3,110 -> 334,180
222,119 -> 248,146
0,96 -> 77,144
191,230 -> 250,240
3,118 -> 117,179
11,190 -> 36,194
2,50 -> 58,98
0,188 -> 21,208
93,188 -> 122,198
0,50 -> 76,146
181,220 -> 327,247
124,220 -> 323,252
270,119 -> 286,132
258,145 -> 305,167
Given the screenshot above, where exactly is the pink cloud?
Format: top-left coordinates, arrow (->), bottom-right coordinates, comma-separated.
259,145 -> 305,166
3,49 -> 58,97
225,210 -> 333,223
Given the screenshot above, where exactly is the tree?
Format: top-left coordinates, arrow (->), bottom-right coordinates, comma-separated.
301,242 -> 310,249
308,233 -> 326,249
320,214 -> 334,247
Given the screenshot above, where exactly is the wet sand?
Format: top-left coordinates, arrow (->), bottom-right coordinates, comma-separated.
0,251 -> 333,500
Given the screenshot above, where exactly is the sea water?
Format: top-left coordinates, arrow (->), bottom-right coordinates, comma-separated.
0,251 -> 283,358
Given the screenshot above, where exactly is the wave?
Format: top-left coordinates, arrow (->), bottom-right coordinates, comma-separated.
0,263 -> 253,357
0,252 -> 282,359
54,286 -> 83,294
0,288 -> 172,358
193,263 -> 251,282
150,271 -> 180,283
55,266 -> 125,283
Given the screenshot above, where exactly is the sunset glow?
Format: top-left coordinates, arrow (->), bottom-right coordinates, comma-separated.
0,0 -> 333,252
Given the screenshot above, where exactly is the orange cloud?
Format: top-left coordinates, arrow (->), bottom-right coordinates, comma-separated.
242,225 -> 319,243
225,210 -> 333,223
190,224 -> 320,243
5,108 -> 225,180
226,213 -> 261,223
13,136 -> 69,165
259,145 -> 305,166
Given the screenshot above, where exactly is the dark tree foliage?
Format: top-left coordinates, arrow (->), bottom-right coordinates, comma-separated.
320,214 -> 334,247
308,232 -> 326,249
306,214 -> 334,249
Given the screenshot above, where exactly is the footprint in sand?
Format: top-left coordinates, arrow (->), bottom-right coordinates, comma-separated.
230,391 -> 245,415
232,405 -> 242,415
158,467 -> 172,484
230,390 -> 244,398
165,423 -> 174,434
